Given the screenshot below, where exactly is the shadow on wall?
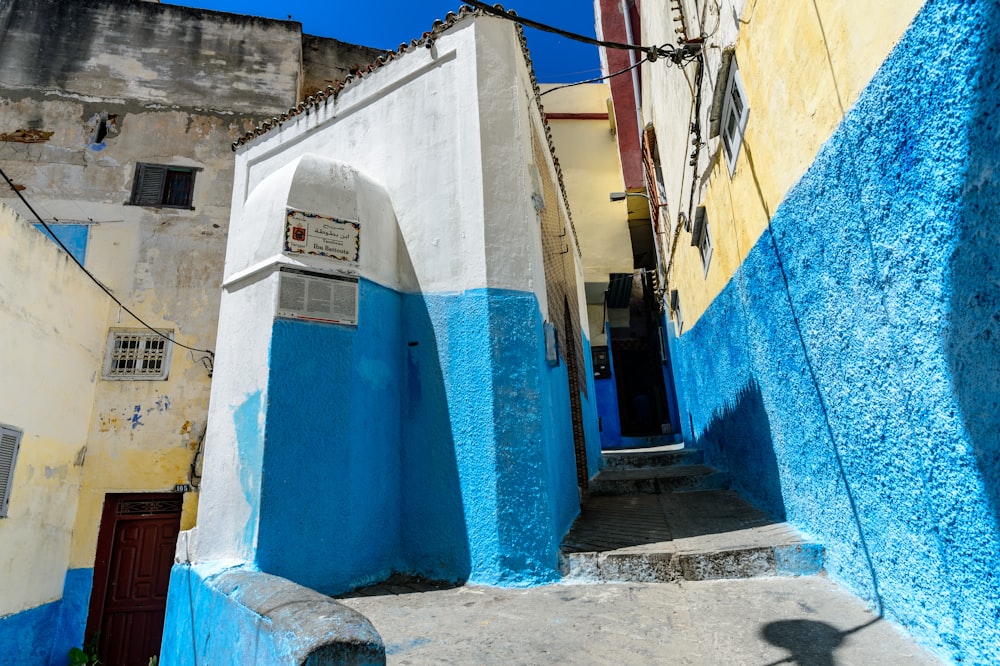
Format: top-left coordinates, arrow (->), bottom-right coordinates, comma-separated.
399,289 -> 472,584
255,223 -> 471,594
947,1 -> 1000,535
697,379 -> 786,520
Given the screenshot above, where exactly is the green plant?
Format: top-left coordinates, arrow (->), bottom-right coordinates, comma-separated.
68,636 -> 102,666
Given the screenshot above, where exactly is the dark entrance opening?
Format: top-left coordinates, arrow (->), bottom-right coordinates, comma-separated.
609,270 -> 672,437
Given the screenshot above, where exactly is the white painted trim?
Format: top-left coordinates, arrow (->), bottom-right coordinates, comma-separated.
223,255 -> 357,292
722,62 -> 750,176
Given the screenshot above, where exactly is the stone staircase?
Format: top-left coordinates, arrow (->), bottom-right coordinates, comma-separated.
560,446 -> 824,582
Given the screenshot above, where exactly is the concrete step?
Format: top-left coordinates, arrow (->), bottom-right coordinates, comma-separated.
560,490 -> 824,583
600,446 -> 704,471
600,432 -> 683,450
588,464 -> 726,495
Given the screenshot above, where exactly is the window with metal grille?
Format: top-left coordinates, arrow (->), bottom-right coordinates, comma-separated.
0,424 -> 23,518
130,163 -> 196,208
103,329 -> 173,380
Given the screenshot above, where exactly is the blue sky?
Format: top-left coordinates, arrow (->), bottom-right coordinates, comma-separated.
166,1 -> 601,83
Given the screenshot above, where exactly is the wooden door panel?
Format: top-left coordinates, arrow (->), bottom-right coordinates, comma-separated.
100,609 -> 166,666
88,494 -> 182,666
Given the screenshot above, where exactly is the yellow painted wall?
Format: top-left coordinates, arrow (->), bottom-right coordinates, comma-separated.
541,83 -> 633,344
645,0 -> 925,329
0,104 -> 241,572
0,204 -> 109,616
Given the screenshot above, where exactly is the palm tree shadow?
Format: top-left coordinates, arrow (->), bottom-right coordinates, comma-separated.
759,617 -> 881,666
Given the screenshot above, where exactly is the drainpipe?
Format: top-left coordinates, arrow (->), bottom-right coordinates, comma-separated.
621,0 -> 643,133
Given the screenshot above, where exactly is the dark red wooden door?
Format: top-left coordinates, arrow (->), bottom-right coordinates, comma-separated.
87,494 -> 182,666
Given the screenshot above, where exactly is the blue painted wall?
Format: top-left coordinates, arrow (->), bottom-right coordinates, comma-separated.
257,281 -> 404,593
162,569 -> 272,665
254,281 -> 579,594
577,333 -> 602,480
34,224 -> 88,265
160,565 -> 285,665
0,568 -> 93,666
49,569 -> 94,665
670,1 -> 1000,661
0,599 -> 61,666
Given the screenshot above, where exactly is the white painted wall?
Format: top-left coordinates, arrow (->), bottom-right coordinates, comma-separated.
0,204 -> 108,615
191,14 -> 582,563
229,17 -> 551,305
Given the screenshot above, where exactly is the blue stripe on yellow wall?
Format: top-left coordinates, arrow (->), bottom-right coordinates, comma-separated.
670,0 -> 1000,661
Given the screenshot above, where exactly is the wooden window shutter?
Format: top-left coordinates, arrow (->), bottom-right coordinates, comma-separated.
0,424 -> 23,518
642,125 -> 663,234
132,163 -> 167,206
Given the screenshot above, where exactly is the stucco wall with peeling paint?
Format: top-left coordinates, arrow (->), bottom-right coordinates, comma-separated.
0,0 -> 382,660
0,203 -> 108,650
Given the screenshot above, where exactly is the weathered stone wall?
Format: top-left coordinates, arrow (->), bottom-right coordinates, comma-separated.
0,0 -> 303,113
302,35 -> 384,98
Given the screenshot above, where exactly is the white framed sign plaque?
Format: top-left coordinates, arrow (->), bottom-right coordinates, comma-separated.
284,208 -> 360,266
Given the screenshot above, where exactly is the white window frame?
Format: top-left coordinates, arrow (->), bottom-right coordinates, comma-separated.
670,289 -> 684,335
691,206 -> 713,277
698,220 -> 713,276
721,61 -> 750,176
0,423 -> 23,518
103,328 -> 174,381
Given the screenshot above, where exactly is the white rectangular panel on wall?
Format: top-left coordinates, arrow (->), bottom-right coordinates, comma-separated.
276,267 -> 358,326
0,423 -> 23,518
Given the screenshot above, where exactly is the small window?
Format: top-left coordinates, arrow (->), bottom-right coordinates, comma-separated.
670,289 -> 683,334
130,163 -> 196,208
721,61 -> 749,176
103,329 -> 173,380
0,423 -> 23,518
691,206 -> 713,276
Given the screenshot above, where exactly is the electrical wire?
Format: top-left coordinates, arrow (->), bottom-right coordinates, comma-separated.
0,165 -> 215,360
463,0 -> 702,65
539,58 -> 645,96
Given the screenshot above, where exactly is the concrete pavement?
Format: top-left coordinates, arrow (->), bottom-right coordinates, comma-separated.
339,576 -> 942,665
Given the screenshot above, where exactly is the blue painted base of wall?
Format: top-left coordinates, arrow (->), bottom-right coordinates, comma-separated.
161,564 -> 383,665
250,282 -> 579,595
671,1 -> 1000,662
0,568 -> 93,666
0,599 -> 62,666
578,333 -> 603,480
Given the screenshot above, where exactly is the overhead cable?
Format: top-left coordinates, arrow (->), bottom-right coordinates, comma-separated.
539,58 -> 645,96
463,0 -> 701,65
0,166 -> 215,360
